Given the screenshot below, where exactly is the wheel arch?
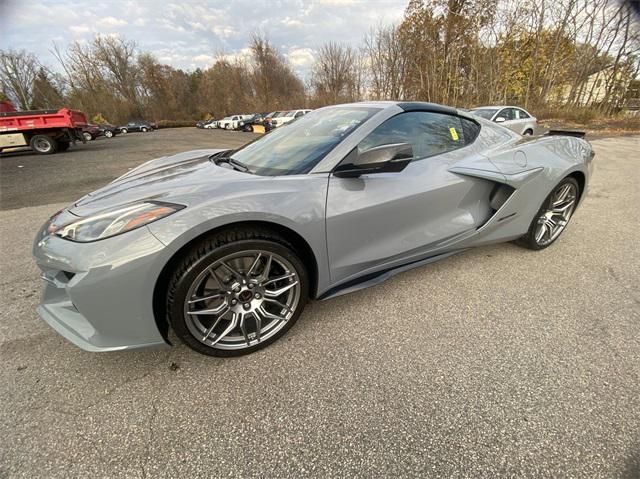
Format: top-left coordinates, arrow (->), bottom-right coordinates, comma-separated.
566,170 -> 585,202
152,220 -> 319,343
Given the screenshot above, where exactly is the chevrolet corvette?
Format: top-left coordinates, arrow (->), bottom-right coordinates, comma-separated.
33,101 -> 594,356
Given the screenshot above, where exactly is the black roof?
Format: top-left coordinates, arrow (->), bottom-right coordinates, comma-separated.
397,102 -> 457,115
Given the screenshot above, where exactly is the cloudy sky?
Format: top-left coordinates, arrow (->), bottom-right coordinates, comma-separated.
1,0 -> 407,78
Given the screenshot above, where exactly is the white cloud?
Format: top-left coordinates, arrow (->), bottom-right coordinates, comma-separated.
212,24 -> 235,38
100,16 -> 128,27
281,16 -> 303,27
286,47 -> 316,67
70,25 -> 91,34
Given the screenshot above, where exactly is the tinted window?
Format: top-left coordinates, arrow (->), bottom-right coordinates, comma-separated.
517,109 -> 530,119
294,111 -> 303,118
358,111 -> 473,159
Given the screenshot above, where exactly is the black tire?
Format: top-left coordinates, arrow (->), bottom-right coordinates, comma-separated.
57,141 -> 70,151
516,177 -> 580,250
523,129 -> 533,136
29,135 -> 58,154
141,127 -> 148,132
120,128 -> 128,134
243,124 -> 253,132
104,130 -> 114,138
82,131 -> 93,141
166,227 -> 309,357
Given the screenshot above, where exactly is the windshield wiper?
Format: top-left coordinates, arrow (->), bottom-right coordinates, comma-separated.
209,151 -> 251,173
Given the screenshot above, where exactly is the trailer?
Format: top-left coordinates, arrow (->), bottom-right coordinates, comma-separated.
0,102 -> 88,155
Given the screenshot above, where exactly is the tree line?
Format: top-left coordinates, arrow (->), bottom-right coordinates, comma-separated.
1,0 -> 638,124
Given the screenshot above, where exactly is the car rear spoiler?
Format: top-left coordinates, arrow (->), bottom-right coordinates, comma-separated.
545,129 -> 586,138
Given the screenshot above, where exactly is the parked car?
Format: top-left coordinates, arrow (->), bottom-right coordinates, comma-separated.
33,101 -> 594,357
119,120 -> 157,134
238,114 -> 273,133
218,115 -> 253,130
98,124 -> 119,138
82,124 -> 103,141
470,106 -> 537,135
196,120 -> 207,128
204,120 -> 219,129
271,109 -> 312,127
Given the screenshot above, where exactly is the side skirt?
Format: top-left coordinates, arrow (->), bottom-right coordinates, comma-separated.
317,249 -> 468,301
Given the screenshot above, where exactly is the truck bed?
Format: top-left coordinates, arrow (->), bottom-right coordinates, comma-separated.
0,108 -> 87,132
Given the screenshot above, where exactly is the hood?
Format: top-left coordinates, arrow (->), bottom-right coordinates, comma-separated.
70,149 -> 255,216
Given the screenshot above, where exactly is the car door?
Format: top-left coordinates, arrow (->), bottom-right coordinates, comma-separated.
515,109 -> 534,134
495,108 -> 519,132
325,111 -> 494,284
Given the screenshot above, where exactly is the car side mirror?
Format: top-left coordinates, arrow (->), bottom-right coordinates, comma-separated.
333,143 -> 413,178
495,117 -> 506,123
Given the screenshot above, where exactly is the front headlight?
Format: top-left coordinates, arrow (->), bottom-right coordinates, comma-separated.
52,201 -> 184,242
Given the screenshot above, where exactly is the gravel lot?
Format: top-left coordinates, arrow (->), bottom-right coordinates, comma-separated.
0,129 -> 639,478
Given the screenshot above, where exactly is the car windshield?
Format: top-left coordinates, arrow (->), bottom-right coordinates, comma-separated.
471,108 -> 498,120
273,111 -> 288,118
229,106 -> 380,176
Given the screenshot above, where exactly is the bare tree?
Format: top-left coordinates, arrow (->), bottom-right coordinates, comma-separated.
363,24 -> 408,100
0,49 -> 40,109
311,42 -> 364,105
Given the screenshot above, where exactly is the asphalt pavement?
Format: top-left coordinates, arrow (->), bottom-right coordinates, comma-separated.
0,129 -> 638,478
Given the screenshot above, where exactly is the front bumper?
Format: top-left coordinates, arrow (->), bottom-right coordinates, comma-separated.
33,216 -> 171,352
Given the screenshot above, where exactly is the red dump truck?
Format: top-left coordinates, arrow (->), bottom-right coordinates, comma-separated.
0,100 -> 88,154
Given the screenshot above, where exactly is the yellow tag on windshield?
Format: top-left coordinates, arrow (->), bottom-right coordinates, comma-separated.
449,127 -> 459,141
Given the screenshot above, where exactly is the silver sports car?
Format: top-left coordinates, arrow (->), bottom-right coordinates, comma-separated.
33,101 -> 594,356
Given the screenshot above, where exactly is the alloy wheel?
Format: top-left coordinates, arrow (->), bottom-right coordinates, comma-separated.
534,182 -> 577,246
183,250 -> 301,351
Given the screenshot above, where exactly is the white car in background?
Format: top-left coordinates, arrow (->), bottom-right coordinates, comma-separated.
203,120 -> 219,129
271,109 -> 312,127
218,115 -> 253,130
470,106 -> 538,135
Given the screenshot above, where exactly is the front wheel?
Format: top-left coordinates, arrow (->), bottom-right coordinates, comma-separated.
517,177 -> 579,250
141,127 -> 148,132
82,131 -> 93,141
104,130 -> 113,138
167,229 -> 309,356
120,128 -> 128,134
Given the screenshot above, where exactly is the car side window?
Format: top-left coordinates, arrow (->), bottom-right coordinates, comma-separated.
499,108 -> 516,121
358,111 -> 472,160
294,111 -> 303,118
517,109 -> 530,119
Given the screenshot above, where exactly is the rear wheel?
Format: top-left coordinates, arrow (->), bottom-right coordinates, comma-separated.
104,130 -> 114,138
82,131 -> 93,141
523,129 -> 533,136
29,135 -> 57,154
120,128 -> 128,134
141,127 -> 148,132
517,177 -> 579,250
167,228 -> 309,357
